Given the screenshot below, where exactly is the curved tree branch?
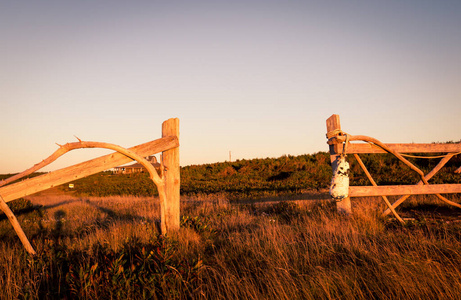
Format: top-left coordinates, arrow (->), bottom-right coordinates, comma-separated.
0,139 -> 169,253
54,141 -> 168,234
1,139 -> 163,187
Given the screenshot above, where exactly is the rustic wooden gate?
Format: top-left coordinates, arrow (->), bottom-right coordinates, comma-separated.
0,118 -> 180,254
326,114 -> 461,222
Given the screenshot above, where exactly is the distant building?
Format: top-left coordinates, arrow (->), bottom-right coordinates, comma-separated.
114,156 -> 161,174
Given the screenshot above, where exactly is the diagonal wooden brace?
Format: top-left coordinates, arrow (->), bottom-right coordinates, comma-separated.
353,154 -> 405,224
0,195 -> 36,255
382,153 -> 458,216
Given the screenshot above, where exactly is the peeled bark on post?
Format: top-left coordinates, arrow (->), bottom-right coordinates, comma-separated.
326,114 -> 352,215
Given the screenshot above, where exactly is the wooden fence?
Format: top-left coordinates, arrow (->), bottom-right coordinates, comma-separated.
0,118 -> 180,254
326,114 -> 461,222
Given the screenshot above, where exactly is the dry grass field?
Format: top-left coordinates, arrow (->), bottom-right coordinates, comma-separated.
1,190 -> 461,299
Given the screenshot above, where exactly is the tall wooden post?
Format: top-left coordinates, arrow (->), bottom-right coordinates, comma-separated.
162,118 -> 180,231
326,114 -> 352,215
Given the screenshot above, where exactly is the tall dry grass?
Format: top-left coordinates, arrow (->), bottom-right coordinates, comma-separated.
0,193 -> 461,299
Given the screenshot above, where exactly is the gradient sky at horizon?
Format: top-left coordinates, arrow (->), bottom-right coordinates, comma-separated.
1,0 -> 460,174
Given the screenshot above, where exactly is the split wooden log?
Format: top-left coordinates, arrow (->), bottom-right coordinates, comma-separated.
349,184 -> 461,197
327,140 -> 461,154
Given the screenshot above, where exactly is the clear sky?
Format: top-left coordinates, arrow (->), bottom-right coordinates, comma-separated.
1,0 -> 460,174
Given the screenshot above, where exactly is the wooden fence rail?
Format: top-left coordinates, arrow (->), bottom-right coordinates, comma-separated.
326,114 -> 461,221
0,136 -> 178,203
0,118 -> 180,254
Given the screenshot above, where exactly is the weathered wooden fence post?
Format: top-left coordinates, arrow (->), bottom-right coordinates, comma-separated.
162,118 -> 180,231
326,114 -> 352,215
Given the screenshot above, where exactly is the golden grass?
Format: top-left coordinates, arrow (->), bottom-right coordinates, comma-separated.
0,193 -> 460,299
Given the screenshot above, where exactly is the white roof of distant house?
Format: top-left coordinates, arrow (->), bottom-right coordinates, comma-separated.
114,156 -> 160,172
